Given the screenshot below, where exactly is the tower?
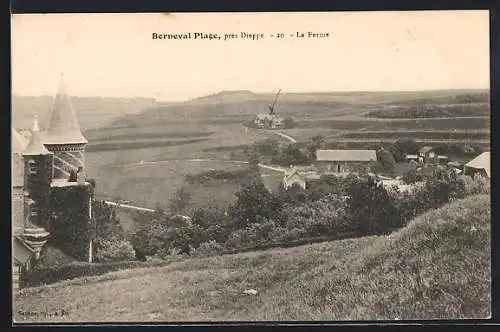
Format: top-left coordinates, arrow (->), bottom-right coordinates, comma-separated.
12,128 -> 28,234
42,75 -> 88,180
22,116 -> 54,229
21,116 -> 52,258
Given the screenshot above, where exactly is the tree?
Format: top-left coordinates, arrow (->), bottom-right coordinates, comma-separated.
274,143 -> 309,166
229,178 -> 283,229
390,138 -> 420,162
130,219 -> 168,260
376,148 -> 396,176
306,135 -> 325,162
168,185 -> 192,215
346,177 -> 400,235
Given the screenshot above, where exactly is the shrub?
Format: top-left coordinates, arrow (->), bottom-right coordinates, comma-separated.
195,240 -> 224,257
94,237 -> 136,263
162,222 -> 205,254
168,185 -> 192,215
390,138 -> 421,162
376,148 -> 396,175
346,178 -> 401,235
130,220 -> 168,260
419,168 -> 466,207
403,167 -> 423,185
229,178 -> 283,229
459,174 -> 490,196
285,194 -> 348,237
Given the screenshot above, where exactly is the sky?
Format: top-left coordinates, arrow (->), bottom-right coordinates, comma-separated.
11,11 -> 490,102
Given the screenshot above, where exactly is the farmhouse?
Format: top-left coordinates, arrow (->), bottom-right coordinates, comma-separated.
418,146 -> 438,164
12,77 -> 94,290
254,113 -> 285,129
464,152 -> 490,178
315,149 -> 377,173
282,166 -> 321,190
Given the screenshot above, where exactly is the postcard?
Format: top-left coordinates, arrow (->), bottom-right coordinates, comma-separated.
11,11 -> 491,323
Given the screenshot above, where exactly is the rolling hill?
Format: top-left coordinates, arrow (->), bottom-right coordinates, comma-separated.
14,194 -> 490,322
11,95 -> 159,131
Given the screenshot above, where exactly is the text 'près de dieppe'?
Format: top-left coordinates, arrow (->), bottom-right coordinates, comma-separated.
151,31 -> 331,41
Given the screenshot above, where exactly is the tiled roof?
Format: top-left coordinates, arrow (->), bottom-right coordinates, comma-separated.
316,149 -> 377,162
42,76 -> 87,145
22,116 -> 53,156
465,152 -> 490,178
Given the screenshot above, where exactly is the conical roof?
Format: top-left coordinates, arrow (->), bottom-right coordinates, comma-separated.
23,116 -> 53,156
12,128 -> 28,154
42,75 -> 87,145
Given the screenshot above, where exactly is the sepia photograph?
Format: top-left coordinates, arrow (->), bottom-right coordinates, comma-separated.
11,11 -> 491,322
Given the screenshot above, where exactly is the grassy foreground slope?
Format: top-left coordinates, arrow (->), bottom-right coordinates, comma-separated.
15,195 -> 490,322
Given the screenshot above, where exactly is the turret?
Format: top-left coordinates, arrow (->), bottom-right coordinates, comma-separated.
21,116 -> 52,258
42,75 -> 88,180
22,116 -> 54,228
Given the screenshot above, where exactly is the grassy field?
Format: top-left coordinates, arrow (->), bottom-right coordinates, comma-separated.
340,130 -> 490,141
14,194 -> 491,322
77,90 -> 490,220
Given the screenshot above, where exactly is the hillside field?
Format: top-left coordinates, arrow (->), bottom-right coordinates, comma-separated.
14,194 -> 491,322
80,90 -> 490,215
13,90 -> 490,226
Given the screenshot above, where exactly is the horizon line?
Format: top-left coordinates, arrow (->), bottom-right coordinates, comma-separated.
12,87 -> 490,103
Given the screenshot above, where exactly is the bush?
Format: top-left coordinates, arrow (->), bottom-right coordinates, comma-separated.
390,138 -> 420,162
195,240 -> 224,257
229,178 -> 283,229
376,148 -> 396,175
168,185 -> 192,215
346,177 -> 401,235
402,167 -> 423,185
94,237 -> 136,263
130,220 -> 168,260
162,221 -> 205,254
459,174 -> 490,196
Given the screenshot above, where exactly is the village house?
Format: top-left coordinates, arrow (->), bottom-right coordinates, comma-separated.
417,146 -> 449,165
464,152 -> 490,179
282,166 -> 321,190
315,149 -> 377,173
418,146 -> 437,164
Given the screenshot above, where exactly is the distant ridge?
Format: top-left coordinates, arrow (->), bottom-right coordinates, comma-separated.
189,90 -> 257,103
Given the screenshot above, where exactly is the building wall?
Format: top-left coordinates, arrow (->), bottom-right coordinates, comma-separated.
316,161 -> 373,173
284,174 -> 306,190
23,154 -> 54,228
12,188 -> 24,235
45,144 -> 86,180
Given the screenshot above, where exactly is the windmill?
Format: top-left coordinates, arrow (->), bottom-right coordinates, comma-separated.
268,89 -> 282,116
249,88 -> 292,129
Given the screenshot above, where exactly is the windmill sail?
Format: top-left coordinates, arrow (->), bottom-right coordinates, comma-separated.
268,89 -> 282,115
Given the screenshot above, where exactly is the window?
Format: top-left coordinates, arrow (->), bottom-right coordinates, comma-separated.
28,160 -> 38,174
